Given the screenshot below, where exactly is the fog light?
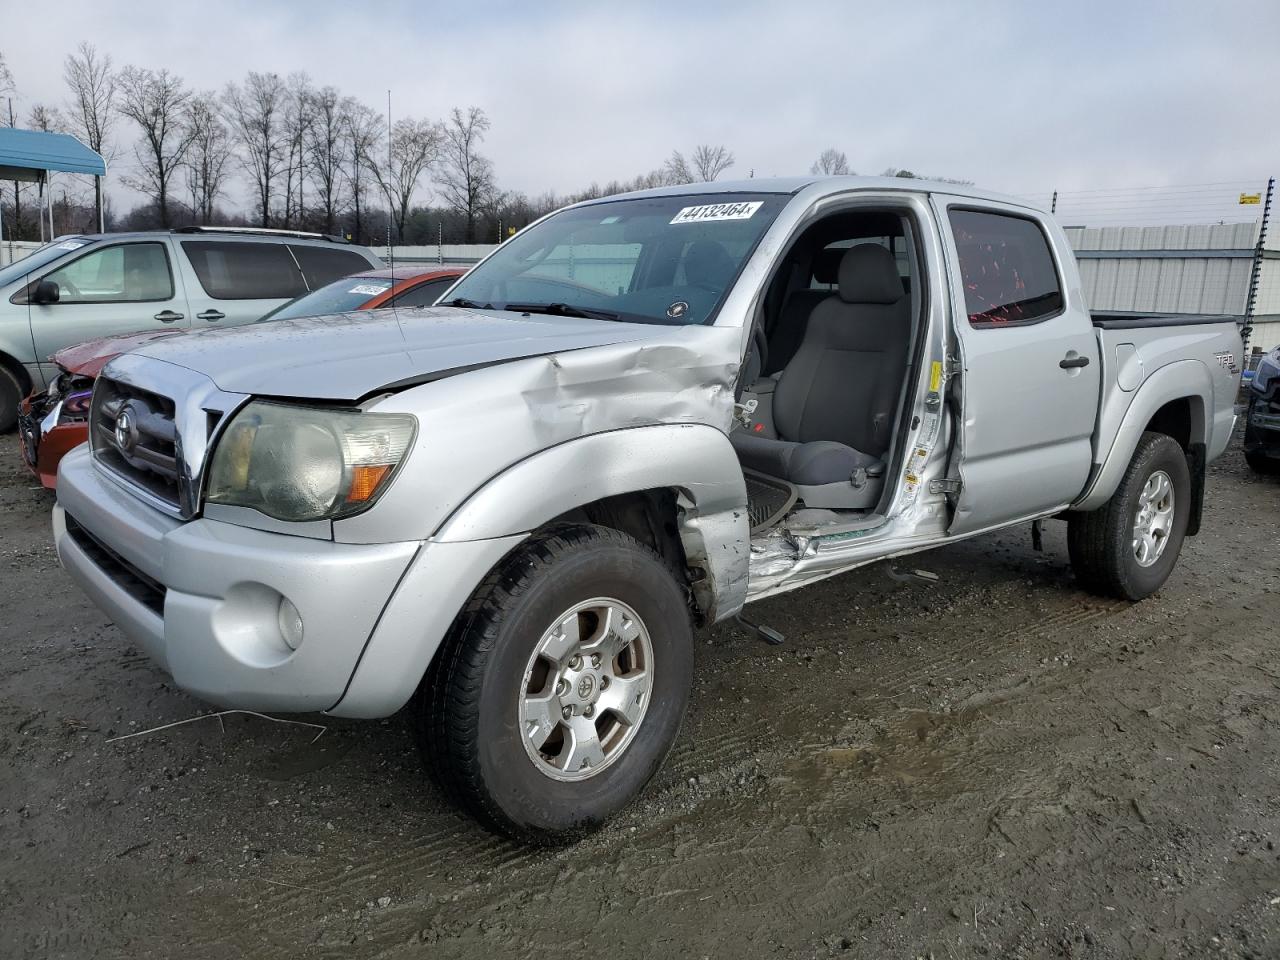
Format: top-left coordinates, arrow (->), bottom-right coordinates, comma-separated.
277,597 -> 304,650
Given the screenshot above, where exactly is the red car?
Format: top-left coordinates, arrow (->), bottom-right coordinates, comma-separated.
18,265 -> 465,489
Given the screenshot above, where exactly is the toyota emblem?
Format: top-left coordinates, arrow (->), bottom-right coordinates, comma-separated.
114,407 -> 137,454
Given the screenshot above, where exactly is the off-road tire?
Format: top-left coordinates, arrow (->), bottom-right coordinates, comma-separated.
0,365 -> 21,433
412,523 -> 693,842
1068,431 -> 1191,601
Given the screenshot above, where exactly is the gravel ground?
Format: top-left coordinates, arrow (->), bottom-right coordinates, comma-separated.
2,434 -> 1278,960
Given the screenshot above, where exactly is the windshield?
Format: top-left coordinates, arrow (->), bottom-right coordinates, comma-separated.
0,237 -> 97,289
256,275 -> 393,322
443,192 -> 788,326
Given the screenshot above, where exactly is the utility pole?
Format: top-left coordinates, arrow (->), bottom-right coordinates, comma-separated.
1242,176 -> 1275,357
1050,190 -> 1058,214
385,90 -> 393,267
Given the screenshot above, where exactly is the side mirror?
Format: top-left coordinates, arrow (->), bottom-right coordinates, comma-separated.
32,280 -> 61,305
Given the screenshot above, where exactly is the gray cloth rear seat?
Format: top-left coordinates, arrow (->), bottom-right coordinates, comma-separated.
732,243 -> 911,509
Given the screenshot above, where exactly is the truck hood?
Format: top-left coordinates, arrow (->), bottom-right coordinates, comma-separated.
131,306 -> 675,400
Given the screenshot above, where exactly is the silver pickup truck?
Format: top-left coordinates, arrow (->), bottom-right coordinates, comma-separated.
53,177 -> 1241,841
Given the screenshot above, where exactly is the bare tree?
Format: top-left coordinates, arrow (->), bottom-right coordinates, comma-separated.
280,73 -> 314,228
437,106 -> 497,244
0,51 -> 14,100
63,43 -> 116,226
27,104 -> 66,133
183,92 -> 231,224
116,67 -> 195,228
369,116 -> 440,243
810,148 -> 851,176
342,99 -> 380,244
306,85 -> 346,234
665,144 -> 734,183
223,72 -> 287,226
1,53 -> 25,239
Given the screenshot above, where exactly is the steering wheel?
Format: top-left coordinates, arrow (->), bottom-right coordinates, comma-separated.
52,277 -> 79,299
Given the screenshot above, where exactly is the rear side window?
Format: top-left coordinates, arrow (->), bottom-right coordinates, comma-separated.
181,241 -> 306,300
288,245 -> 375,290
949,209 -> 1063,326
390,277 -> 457,307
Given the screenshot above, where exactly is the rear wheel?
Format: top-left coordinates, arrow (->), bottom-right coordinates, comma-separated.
0,365 -> 22,433
413,523 -> 693,842
1068,431 -> 1191,600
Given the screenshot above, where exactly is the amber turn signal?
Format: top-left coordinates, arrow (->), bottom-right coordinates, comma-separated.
345,463 -> 393,503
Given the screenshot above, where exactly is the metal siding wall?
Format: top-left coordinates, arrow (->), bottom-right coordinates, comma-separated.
1252,319 -> 1280,352
1064,220 -> 1258,317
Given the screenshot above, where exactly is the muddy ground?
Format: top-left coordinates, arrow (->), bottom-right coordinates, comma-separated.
2,434 -> 1278,960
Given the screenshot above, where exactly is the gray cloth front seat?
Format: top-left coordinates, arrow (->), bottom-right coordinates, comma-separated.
732,243 -> 911,509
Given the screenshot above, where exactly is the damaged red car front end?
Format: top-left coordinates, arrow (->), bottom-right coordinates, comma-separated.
18,330 -> 183,488
18,371 -> 95,489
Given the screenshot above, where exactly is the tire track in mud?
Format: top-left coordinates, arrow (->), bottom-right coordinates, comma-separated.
213,578 -> 1144,953
213,586 -> 1151,955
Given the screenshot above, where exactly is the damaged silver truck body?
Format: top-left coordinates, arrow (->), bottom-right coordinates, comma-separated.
54,177 -> 1242,840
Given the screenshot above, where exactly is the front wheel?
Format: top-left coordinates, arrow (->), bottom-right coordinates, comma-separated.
1068,431 -> 1191,600
0,366 -> 21,433
413,524 -> 694,842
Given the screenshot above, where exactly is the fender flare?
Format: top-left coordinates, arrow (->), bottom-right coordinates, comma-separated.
1073,360 -> 1209,512
435,422 -> 751,623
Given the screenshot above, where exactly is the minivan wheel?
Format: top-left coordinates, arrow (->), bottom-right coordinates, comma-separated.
1067,431 -> 1191,600
413,523 -> 693,842
0,366 -> 21,433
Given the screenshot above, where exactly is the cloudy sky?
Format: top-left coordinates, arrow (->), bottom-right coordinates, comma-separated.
4,0 -> 1278,218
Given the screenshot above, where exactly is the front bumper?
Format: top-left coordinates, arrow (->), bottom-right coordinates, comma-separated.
1244,397 -> 1280,456
19,389 -> 91,490
55,445 -> 422,713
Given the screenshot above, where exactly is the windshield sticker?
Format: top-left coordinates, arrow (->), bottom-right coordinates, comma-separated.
666,301 -> 689,320
670,201 -> 763,225
349,283 -> 390,296
56,240 -> 87,251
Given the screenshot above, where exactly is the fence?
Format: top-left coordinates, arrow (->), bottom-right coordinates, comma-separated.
1,240 -> 42,268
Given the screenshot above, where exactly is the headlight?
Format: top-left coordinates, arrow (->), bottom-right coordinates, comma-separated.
206,401 -> 416,522
1254,355 -> 1280,395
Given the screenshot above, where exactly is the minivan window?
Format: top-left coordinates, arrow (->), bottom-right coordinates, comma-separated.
0,237 -> 97,293
288,245 -> 375,289
949,209 -> 1064,326
43,242 -> 173,303
181,241 -> 306,300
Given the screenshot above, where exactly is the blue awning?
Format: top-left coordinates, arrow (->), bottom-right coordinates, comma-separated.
0,128 -> 107,181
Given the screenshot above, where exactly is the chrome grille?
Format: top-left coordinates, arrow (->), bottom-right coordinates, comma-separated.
91,377 -> 182,511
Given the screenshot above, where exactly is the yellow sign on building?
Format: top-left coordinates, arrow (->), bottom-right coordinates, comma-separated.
1239,193 -> 1262,205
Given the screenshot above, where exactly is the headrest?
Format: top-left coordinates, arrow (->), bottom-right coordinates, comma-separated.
812,247 -> 844,285
683,240 -> 736,288
838,243 -> 904,304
